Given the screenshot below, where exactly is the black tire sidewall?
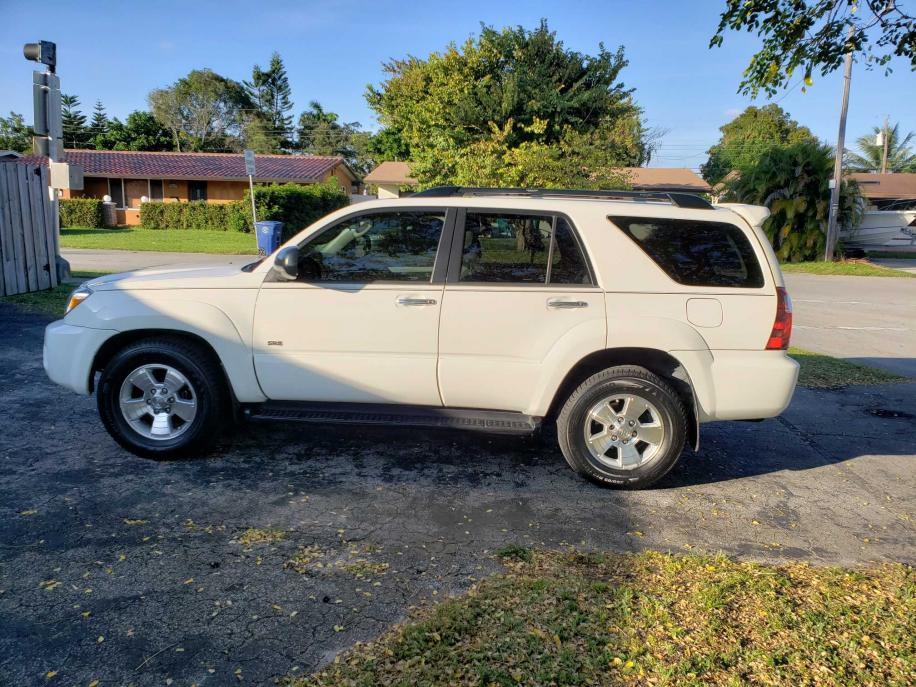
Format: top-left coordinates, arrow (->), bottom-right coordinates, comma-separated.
97,342 -> 223,459
559,372 -> 686,488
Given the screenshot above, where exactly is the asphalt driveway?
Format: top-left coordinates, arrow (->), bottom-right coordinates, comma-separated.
1,304 -> 914,686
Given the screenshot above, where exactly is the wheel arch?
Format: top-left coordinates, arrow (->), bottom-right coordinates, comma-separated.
544,347 -> 700,451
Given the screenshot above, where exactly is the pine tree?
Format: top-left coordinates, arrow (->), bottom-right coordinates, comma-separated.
243,52 -> 293,151
89,100 -> 109,138
61,94 -> 88,148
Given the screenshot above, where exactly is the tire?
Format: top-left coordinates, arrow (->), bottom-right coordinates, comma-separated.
557,365 -> 687,489
97,337 -> 229,460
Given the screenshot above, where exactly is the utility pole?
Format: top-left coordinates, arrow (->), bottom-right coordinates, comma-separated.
880,114 -> 890,174
824,25 -> 855,262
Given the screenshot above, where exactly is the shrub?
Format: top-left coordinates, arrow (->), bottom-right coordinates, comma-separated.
138,180 -> 348,239
725,141 -> 862,262
60,198 -> 103,228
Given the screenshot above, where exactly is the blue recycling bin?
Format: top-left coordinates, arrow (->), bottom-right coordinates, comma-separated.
255,221 -> 283,256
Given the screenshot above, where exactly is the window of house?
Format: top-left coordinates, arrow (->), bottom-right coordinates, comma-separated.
149,179 -> 164,201
296,210 -> 445,283
108,178 -> 124,208
610,216 -> 764,288
188,181 -> 208,202
457,212 -> 591,285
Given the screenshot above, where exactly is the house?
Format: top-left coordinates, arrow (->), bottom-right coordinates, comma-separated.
362,161 -> 711,197
849,173 -> 916,210
22,149 -> 358,225
363,161 -> 418,198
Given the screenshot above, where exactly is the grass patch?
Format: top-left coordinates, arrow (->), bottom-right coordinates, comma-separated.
235,527 -> 287,546
60,227 -> 258,255
292,549 -> 915,687
790,347 -> 907,388
0,271 -> 108,316
780,260 -> 915,277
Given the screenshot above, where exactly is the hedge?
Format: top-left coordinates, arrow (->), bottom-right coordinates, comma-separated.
139,181 -> 349,240
60,198 -> 104,228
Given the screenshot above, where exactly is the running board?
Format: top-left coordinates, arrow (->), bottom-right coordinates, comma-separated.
248,402 -> 540,435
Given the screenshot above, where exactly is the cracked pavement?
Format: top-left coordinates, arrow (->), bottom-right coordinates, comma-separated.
1,304 -> 914,686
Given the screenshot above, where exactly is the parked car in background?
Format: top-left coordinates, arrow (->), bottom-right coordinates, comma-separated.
44,187 -> 798,488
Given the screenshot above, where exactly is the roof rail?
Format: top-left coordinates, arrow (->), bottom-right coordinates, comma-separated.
410,186 -> 714,210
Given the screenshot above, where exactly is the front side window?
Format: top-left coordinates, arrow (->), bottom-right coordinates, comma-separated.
296,210 -> 445,283
458,212 -> 591,285
610,216 -> 764,288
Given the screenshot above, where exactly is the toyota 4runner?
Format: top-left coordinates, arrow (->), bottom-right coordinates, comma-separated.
44,187 -> 798,488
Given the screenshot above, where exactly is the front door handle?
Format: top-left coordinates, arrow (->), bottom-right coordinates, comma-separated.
397,297 -> 438,306
547,298 -> 588,309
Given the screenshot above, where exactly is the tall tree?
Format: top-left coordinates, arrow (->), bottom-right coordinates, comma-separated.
244,52 -> 294,151
701,105 -> 818,184
149,69 -> 252,152
847,122 -> 916,173
93,111 -> 173,151
61,94 -> 88,148
0,112 -> 33,153
297,101 -> 373,174
365,20 -> 650,188
711,0 -> 916,97
89,100 -> 109,138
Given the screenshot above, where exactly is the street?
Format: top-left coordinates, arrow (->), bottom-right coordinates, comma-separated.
0,301 -> 913,685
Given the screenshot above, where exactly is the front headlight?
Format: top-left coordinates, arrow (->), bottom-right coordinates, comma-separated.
65,286 -> 93,314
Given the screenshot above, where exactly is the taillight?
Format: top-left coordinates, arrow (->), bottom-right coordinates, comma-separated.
766,287 -> 793,350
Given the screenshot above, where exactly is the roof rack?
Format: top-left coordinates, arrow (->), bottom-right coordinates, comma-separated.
410,186 -> 714,210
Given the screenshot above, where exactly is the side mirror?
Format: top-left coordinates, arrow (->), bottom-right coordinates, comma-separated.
273,246 -> 299,280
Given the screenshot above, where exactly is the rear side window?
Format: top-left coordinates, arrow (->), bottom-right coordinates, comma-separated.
609,216 -> 764,288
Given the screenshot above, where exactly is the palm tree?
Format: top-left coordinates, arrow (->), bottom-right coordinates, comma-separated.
846,123 -> 916,173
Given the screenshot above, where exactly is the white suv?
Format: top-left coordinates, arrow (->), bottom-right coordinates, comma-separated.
44,188 -> 798,489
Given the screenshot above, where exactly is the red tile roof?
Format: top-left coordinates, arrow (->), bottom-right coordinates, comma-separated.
19,149 -> 351,182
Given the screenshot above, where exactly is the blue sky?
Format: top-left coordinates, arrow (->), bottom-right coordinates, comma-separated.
1,0 -> 913,170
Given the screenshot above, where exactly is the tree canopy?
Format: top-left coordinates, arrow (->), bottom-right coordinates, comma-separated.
701,105 -> 818,184
366,20 -> 655,188
93,111 -> 173,151
711,0 -> 916,97
0,112 -> 32,153
244,52 -> 294,151
61,94 -> 89,148
847,122 -> 916,172
149,69 -> 251,151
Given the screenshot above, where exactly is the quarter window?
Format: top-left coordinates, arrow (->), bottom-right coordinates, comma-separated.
610,216 -> 764,288
296,211 -> 445,283
458,212 -> 590,285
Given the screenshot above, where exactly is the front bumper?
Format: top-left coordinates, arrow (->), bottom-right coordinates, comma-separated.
43,321 -> 117,395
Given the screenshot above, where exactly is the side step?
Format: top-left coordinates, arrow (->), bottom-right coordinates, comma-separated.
248,402 -> 540,435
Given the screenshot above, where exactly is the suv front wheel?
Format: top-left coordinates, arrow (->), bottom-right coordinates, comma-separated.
97,338 -> 228,459
557,366 -> 687,489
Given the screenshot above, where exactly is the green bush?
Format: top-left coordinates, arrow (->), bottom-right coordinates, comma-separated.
139,181 -> 348,239
60,198 -> 104,228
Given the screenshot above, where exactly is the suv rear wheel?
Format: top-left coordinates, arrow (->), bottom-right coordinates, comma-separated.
557,365 -> 687,489
97,338 -> 228,459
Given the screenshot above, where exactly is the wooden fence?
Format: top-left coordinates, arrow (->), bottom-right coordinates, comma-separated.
0,160 -> 58,296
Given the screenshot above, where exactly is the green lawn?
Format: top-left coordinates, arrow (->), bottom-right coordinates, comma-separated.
60,227 -> 258,255
0,272 -> 109,317
790,347 -> 907,388
293,548 -> 915,687
780,260 -> 915,278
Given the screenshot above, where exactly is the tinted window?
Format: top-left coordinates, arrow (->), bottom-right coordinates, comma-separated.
549,217 -> 591,284
610,216 -> 764,288
189,181 -> 207,201
297,211 -> 444,282
459,213 -> 552,283
149,179 -> 164,201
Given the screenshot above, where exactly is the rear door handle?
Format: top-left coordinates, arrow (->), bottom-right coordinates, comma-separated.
397,297 -> 437,306
547,298 -> 588,309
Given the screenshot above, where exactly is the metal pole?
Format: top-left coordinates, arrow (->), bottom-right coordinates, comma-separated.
824,25 -> 855,262
880,115 -> 890,174
248,174 -> 257,229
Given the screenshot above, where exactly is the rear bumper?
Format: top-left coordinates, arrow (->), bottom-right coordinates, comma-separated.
706,350 -> 799,421
43,321 -> 116,395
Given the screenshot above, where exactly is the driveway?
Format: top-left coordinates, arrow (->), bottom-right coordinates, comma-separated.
785,272 -> 916,377
0,304 -> 914,686
63,248 -> 259,273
